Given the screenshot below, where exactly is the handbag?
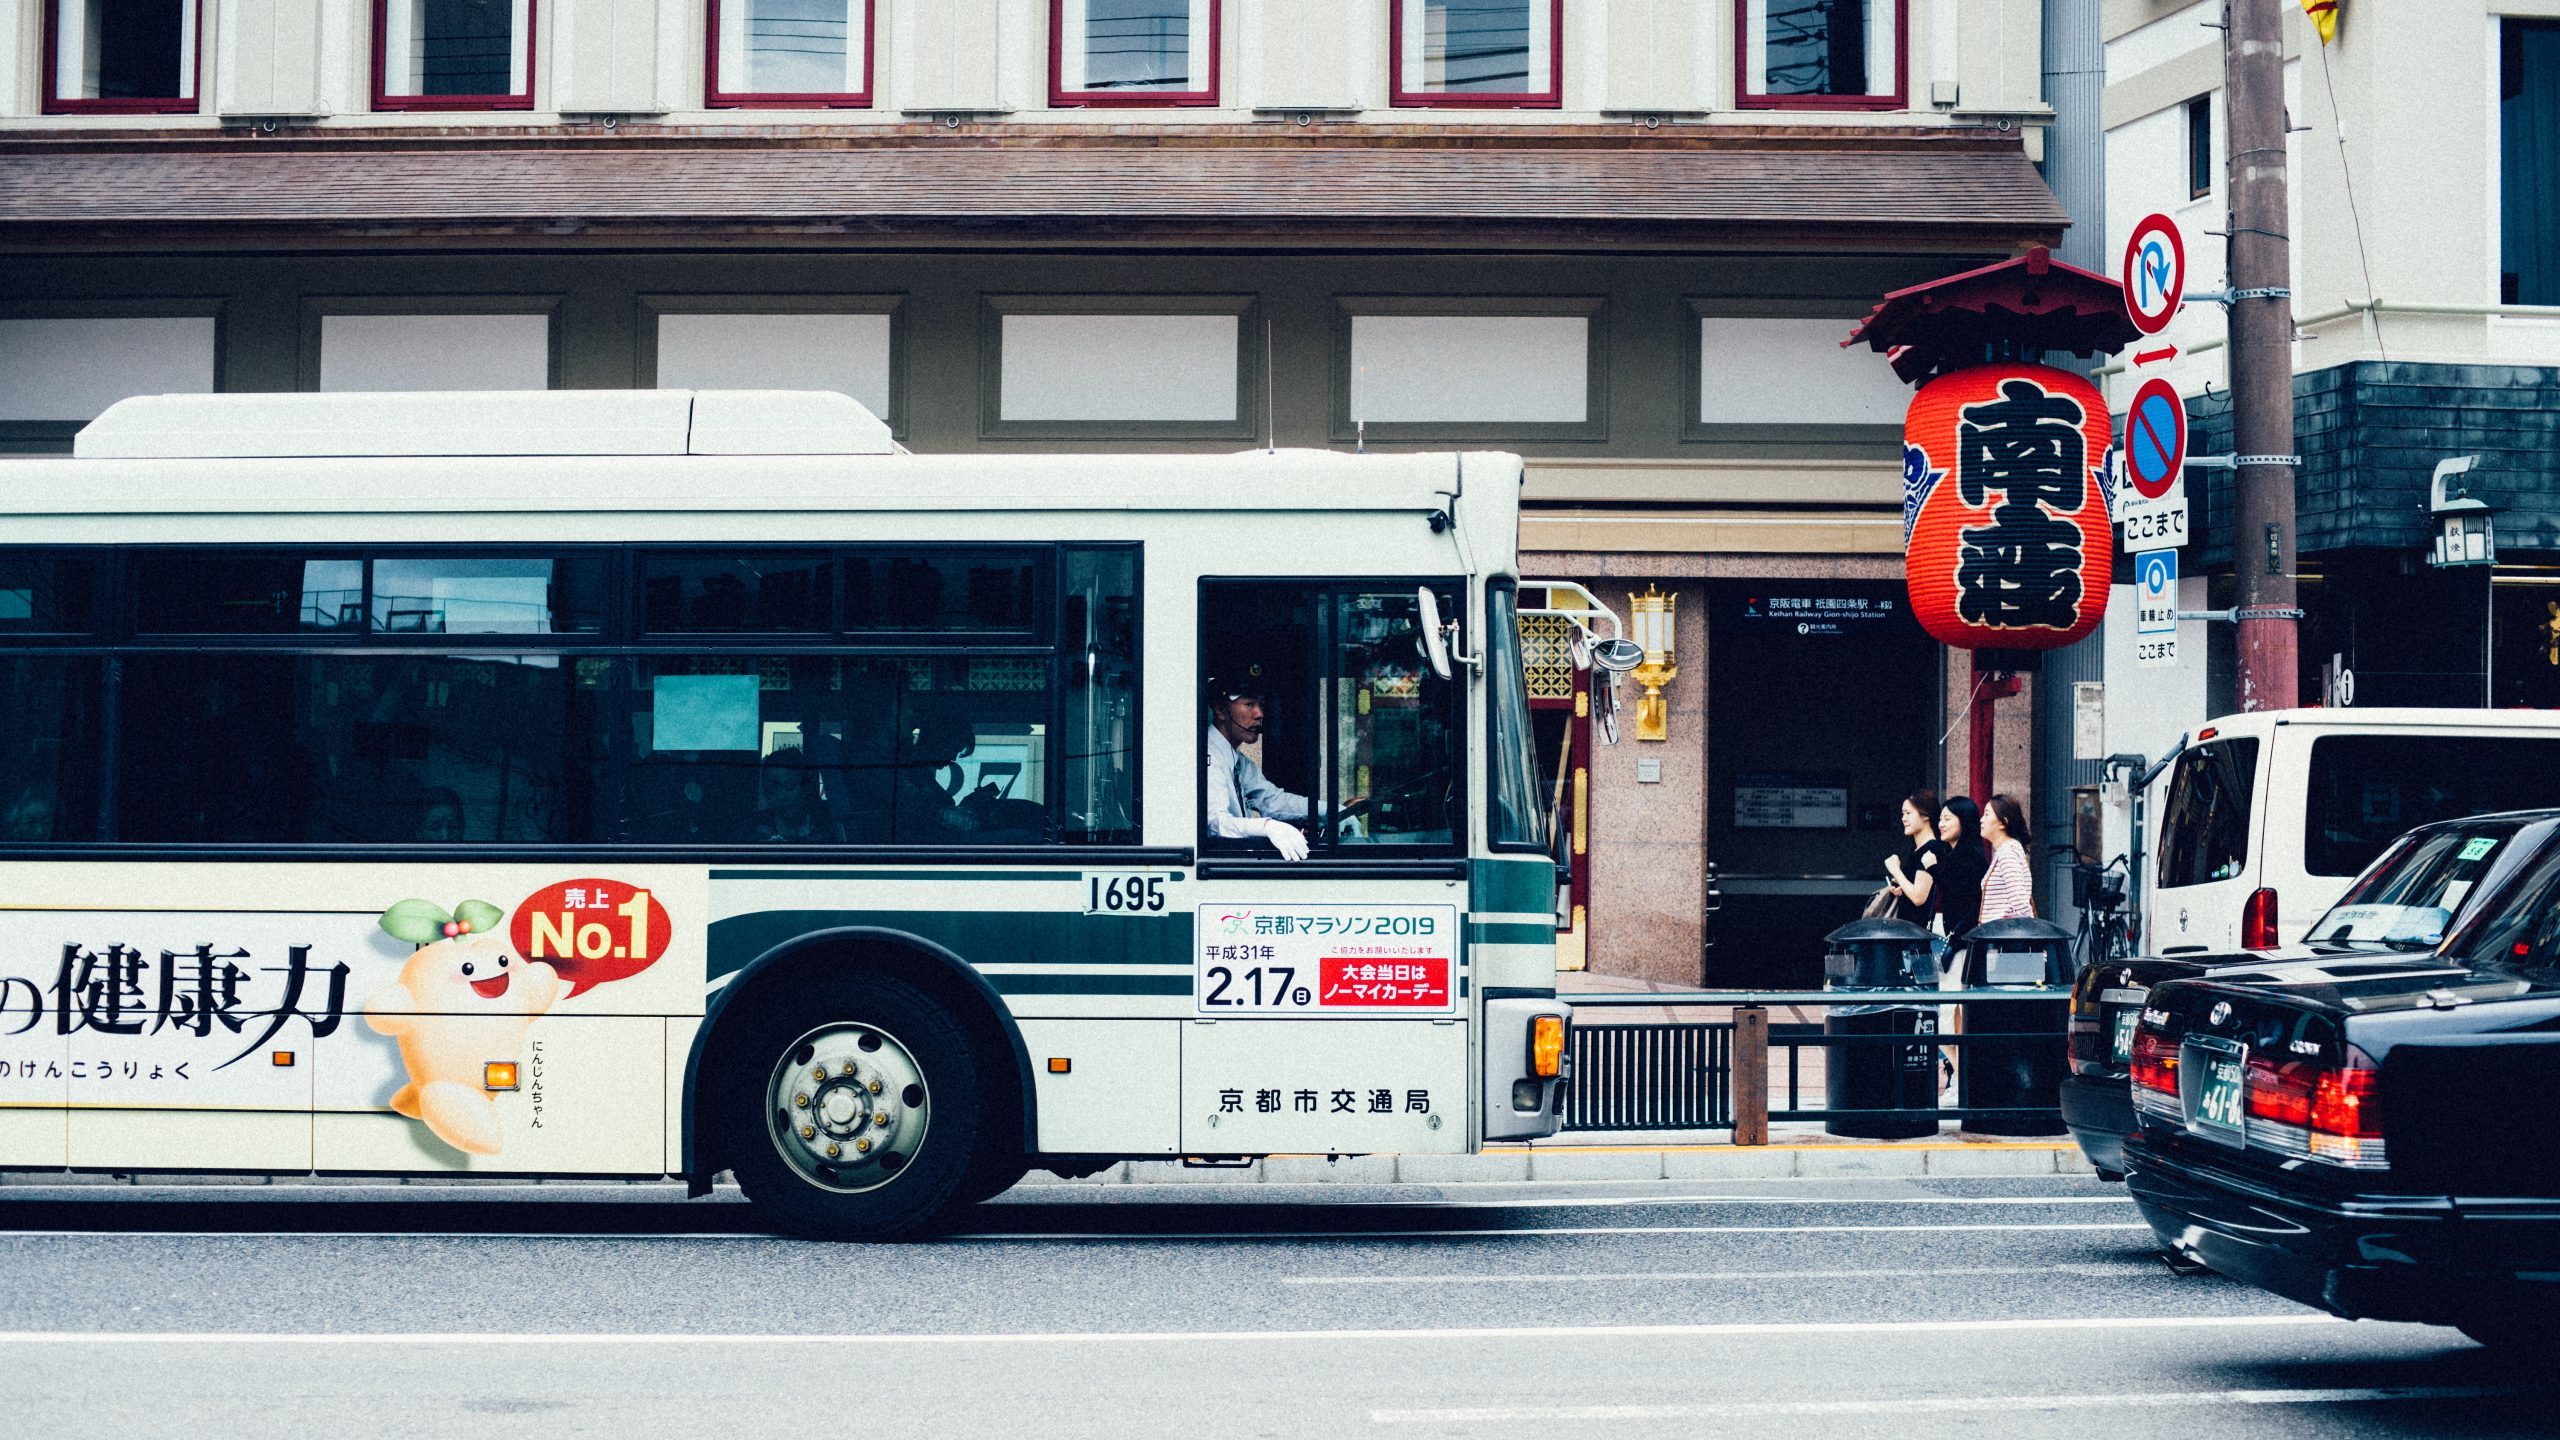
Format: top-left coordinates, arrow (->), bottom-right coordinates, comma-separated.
1860,885 -> 1897,920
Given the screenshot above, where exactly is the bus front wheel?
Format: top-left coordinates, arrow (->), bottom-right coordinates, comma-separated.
717,974 -> 991,1241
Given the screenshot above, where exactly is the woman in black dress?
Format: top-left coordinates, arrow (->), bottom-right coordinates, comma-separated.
1930,795 -> 1992,1094
1932,795 -> 1990,947
1881,789 -> 1946,927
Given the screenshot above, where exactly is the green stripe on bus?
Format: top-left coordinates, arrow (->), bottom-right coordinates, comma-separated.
708,908 -> 1191,980
1468,857 -> 1554,914
710,870 -> 1082,882
1466,922 -> 1556,947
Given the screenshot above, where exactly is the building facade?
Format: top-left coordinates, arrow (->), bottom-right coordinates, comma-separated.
2103,0 -> 2560,739
0,0 -> 2074,985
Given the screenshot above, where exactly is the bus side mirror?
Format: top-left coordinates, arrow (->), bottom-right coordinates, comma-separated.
1417,588 -> 1452,679
1589,638 -> 1645,673
1415,587 -> 1478,678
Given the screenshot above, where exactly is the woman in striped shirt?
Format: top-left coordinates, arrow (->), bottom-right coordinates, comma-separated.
1980,793 -> 2036,922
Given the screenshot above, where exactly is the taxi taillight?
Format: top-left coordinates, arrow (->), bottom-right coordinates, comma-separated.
2130,1027 -> 2179,1096
2311,1050 -> 2384,1144
2243,1045 -> 2385,1167
2066,974 -> 2105,1064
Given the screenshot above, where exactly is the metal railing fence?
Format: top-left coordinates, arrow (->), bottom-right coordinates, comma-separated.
1556,988 -> 2072,1143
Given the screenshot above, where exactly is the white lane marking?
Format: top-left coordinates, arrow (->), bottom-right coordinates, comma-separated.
0,1222 -> 2155,1243
0,1187 -> 2134,1212
1373,1384 -> 2507,1424
0,1313 -> 2341,1349
1344,1193 -> 2138,1211
1286,1263 -> 2150,1286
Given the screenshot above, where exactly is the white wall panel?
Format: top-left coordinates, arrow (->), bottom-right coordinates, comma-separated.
999,313 -> 1237,422
1351,315 -> 1587,424
655,312 -> 893,417
0,317 -> 218,421
552,0 -> 664,112
1698,317 -> 1909,425
318,314 -> 551,393
903,0 -> 1004,109
1244,0 -> 1358,108
1600,0 -> 1703,112
217,0 -> 330,115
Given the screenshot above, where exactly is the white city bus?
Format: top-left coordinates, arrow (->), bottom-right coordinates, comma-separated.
0,390 -> 1576,1239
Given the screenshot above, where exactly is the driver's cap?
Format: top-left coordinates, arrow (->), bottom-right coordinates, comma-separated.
1206,665 -> 1269,706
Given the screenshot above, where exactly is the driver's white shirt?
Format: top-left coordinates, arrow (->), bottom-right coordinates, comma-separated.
1206,724 -> 1308,838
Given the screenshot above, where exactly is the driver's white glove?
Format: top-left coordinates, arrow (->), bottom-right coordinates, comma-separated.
1245,816 -> 1310,861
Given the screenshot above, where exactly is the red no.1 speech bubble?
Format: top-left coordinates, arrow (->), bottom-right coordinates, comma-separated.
511,878 -> 672,998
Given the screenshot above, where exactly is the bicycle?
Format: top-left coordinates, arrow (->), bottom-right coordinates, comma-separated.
2065,854 -> 2139,973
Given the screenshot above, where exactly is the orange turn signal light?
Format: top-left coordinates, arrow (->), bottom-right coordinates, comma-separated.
271,1050 -> 295,1068
1530,1016 -> 1565,1079
484,1061 -> 520,1092
1048,1057 -> 1072,1074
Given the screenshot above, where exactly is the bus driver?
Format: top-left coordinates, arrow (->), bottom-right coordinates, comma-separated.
1205,674 -> 1312,861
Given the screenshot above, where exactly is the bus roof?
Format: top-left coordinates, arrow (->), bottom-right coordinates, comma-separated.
3,393 -> 1524,565
73,390 -> 899,460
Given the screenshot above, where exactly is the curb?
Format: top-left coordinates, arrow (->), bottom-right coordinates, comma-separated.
1025,1141 -> 2096,1187
0,1147 -> 2095,1191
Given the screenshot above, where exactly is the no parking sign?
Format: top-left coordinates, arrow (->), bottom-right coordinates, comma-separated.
2118,377 -> 2189,552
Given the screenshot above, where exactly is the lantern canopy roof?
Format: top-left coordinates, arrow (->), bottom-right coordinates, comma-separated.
1845,246 -> 2142,386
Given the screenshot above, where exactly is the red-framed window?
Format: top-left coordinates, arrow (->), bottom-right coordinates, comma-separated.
1050,0 -> 1219,107
1736,0 -> 1905,111
1389,0 -> 1561,109
373,0 -> 537,112
42,0 -> 203,115
708,0 -> 874,107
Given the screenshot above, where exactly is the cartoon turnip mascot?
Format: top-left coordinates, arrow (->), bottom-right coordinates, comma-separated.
369,898 -> 562,1156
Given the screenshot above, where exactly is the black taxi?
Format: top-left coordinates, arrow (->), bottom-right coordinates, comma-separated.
2063,811 -> 2547,1178
2121,811 -> 2560,1350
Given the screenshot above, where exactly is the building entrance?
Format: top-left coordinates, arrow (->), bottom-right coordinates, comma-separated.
1705,579 -> 1938,987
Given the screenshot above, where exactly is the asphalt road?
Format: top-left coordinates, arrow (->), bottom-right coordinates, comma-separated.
0,1175 -> 2542,1439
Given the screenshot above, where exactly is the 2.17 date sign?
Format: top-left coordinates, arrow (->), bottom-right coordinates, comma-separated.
1194,904 -> 1457,1015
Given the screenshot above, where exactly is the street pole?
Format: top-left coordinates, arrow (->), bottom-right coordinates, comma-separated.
2226,0 -> 2299,710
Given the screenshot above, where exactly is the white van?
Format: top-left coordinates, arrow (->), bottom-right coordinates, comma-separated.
2145,708 -> 2560,953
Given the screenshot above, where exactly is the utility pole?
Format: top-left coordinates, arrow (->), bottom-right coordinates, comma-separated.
2226,0 -> 2299,709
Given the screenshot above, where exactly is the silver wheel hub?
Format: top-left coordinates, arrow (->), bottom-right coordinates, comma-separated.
765,1023 -> 932,1194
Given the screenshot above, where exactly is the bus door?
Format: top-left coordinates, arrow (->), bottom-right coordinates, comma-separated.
1188,580 -> 1471,1155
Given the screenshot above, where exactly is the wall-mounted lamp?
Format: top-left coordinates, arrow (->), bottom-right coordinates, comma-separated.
2429,455 -> 2496,568
1627,584 -> 1678,741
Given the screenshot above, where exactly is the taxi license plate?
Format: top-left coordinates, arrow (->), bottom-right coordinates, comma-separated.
2109,1009 -> 2140,1064
2184,1037 -> 2247,1147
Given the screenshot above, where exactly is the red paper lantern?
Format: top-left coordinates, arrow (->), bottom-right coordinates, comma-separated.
1901,362 -> 2113,651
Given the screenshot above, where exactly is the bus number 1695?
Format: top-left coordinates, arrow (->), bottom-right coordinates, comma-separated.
1086,874 -> 1168,914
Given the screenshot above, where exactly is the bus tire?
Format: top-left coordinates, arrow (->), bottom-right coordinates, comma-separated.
961,1160 -> 1030,1206
715,973 -> 992,1241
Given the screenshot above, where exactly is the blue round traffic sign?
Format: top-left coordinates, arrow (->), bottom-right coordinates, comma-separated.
2125,377 -> 2186,500
2138,551 -> 2174,597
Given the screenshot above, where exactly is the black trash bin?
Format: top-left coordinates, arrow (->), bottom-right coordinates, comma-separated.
1957,918 -> 2073,1136
1821,918 -> 1940,1139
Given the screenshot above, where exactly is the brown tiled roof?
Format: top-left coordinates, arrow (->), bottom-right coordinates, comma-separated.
0,130 -> 2065,252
